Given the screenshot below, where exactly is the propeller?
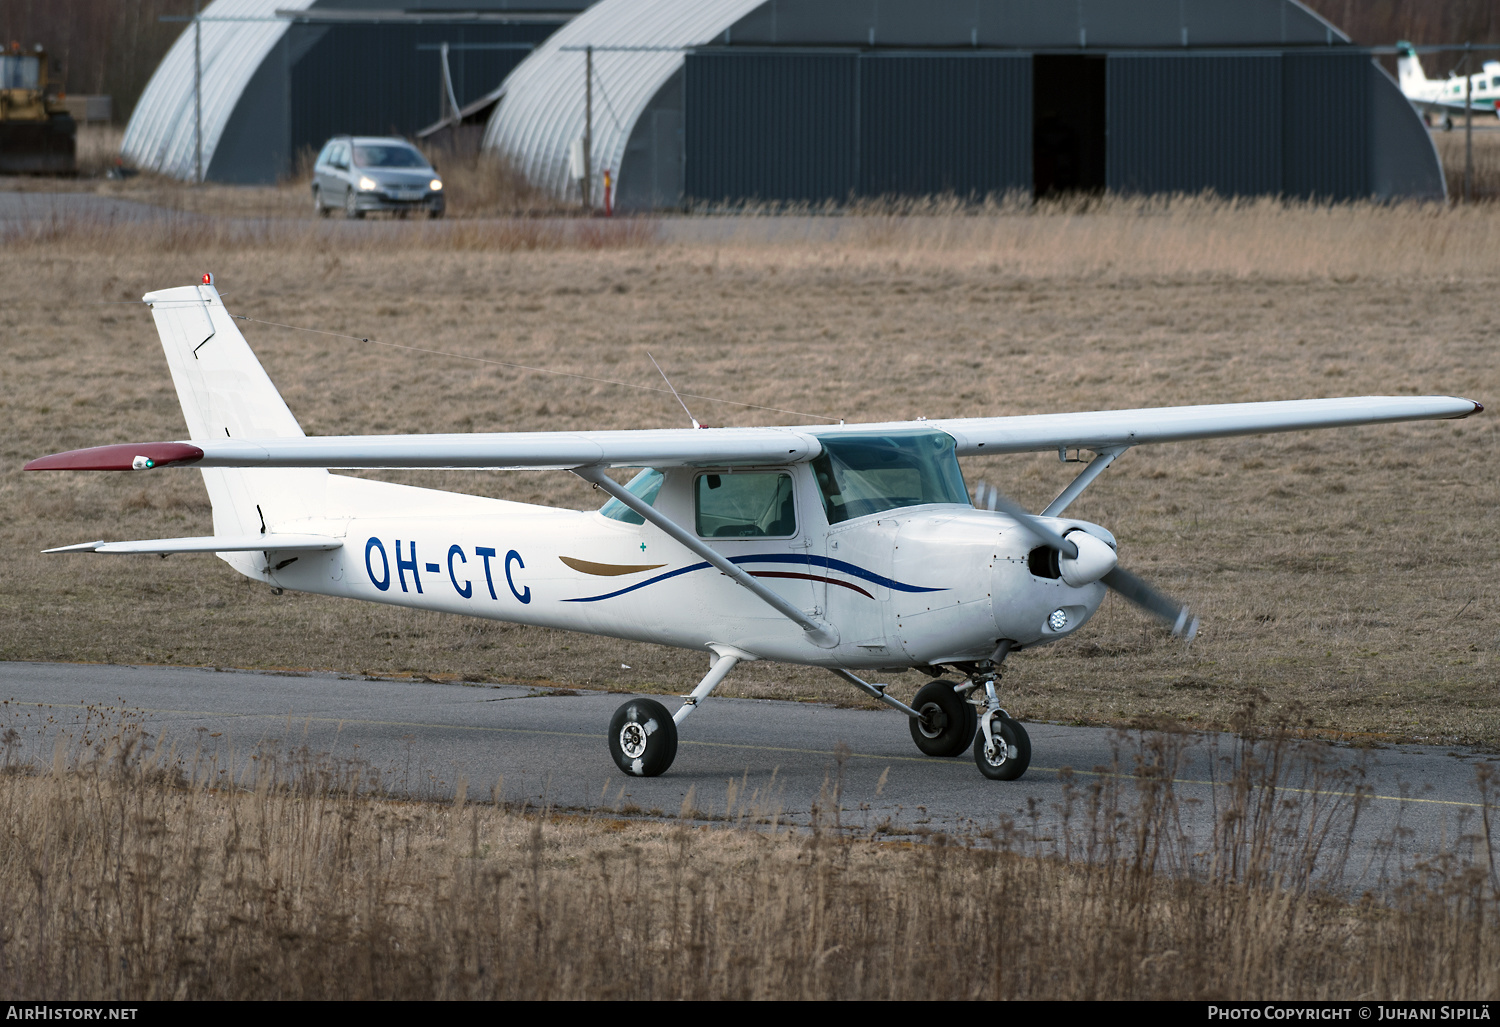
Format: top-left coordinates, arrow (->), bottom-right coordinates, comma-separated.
975,482 -> 1200,642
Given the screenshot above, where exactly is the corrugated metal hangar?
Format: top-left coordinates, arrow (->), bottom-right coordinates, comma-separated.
484,0 -> 1446,209
125,0 -> 1444,202
123,0 -> 581,183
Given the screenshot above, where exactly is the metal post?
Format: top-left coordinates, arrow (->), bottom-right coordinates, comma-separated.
194,0 -> 202,184
583,45 -> 593,211
1464,44 -> 1473,203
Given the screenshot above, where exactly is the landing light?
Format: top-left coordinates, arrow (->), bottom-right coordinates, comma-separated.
1049,609 -> 1068,631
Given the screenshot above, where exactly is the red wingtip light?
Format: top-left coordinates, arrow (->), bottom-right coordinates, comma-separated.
201,272 -> 214,286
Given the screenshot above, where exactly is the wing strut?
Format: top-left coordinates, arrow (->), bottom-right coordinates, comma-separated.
574,467 -> 840,648
1041,445 -> 1129,517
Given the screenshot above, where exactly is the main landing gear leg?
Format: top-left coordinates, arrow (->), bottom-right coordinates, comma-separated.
608,647 -> 747,778
964,642 -> 1032,781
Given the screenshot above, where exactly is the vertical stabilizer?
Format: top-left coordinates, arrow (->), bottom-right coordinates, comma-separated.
1396,41 -> 1428,91
143,277 -> 329,577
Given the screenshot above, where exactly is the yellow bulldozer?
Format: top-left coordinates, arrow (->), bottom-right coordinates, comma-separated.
0,42 -> 76,175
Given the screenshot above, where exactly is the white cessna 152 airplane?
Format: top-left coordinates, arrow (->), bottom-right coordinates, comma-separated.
26,277 -> 1484,780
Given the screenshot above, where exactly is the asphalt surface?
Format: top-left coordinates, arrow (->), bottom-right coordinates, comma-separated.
1,661 -> 1495,883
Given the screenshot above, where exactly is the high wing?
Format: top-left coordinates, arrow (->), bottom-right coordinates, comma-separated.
43,534 -> 344,555
24,396 -> 1481,472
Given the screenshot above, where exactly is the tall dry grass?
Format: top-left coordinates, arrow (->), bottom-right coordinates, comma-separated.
6,192 -> 1500,279
1432,126 -> 1500,201
1,706 -> 1496,1000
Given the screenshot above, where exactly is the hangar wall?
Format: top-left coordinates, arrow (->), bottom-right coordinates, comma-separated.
678,47 -> 1421,205
580,0 -> 1445,209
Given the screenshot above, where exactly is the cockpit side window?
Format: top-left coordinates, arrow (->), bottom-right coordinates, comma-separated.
695,471 -> 796,538
810,430 -> 970,525
599,467 -> 664,525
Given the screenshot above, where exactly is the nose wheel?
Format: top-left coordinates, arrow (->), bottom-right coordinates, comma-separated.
974,711 -> 1030,780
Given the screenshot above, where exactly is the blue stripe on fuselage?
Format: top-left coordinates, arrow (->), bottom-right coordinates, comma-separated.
562,553 -> 945,604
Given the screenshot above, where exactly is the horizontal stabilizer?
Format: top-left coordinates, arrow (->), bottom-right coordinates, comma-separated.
43,534 -> 344,555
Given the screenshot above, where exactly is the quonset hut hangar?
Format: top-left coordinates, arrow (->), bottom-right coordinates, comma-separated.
482,0 -> 1446,210
122,0 -> 583,183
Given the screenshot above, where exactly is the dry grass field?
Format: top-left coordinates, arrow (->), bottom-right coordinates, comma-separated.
1,713 -> 1496,1000
0,195 -> 1497,749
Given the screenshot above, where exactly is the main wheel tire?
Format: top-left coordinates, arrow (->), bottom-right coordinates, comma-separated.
608,698 -> 678,777
312,186 -> 329,217
974,714 -> 1031,780
909,680 -> 978,757
344,190 -> 364,219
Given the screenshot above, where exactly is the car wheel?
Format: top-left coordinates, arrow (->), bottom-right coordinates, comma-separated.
312,186 -> 329,218
344,189 -> 363,220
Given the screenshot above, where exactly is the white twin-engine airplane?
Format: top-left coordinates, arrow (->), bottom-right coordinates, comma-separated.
26,277 -> 1484,780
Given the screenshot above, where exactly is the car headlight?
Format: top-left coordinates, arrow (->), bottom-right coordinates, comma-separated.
429,179 -> 443,192
357,176 -> 378,192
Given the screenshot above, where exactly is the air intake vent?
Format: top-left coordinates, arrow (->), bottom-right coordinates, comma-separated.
1027,545 -> 1061,580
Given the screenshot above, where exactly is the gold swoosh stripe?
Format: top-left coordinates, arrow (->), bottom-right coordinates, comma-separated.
560,556 -> 668,577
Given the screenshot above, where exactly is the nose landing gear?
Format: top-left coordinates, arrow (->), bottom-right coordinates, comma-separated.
958,641 -> 1032,780
974,705 -> 1031,780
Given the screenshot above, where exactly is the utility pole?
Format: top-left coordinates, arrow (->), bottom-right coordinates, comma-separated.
194,0 -> 202,184
1464,42 -> 1473,203
583,45 -> 593,210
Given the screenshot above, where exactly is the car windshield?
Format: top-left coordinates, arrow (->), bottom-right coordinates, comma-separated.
352,145 -> 429,169
599,468 -> 664,525
810,430 -> 970,524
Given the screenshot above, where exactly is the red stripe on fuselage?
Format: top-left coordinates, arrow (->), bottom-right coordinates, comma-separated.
750,570 -> 875,600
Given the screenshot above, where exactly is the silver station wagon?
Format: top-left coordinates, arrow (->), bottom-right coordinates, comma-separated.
311,135 -> 445,219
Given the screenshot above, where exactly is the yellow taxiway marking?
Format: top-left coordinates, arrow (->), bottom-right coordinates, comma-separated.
8,699 -> 1493,810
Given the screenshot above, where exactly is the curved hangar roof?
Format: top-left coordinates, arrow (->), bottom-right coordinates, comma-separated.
123,0 -> 579,183
483,0 -> 1356,207
481,0 -> 765,199
123,0 -> 317,181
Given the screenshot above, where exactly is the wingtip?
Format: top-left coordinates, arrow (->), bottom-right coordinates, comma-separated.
25,442 -> 204,472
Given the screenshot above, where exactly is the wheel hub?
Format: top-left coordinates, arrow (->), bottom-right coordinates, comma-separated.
619,722 -> 648,759
916,702 -> 946,739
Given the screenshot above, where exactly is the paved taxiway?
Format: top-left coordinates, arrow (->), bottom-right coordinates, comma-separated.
2,661 -> 1495,878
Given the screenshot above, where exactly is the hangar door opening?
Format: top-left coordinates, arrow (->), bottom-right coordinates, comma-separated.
1033,55 -> 1106,197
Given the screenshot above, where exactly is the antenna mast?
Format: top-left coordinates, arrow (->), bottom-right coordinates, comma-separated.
648,353 -> 700,429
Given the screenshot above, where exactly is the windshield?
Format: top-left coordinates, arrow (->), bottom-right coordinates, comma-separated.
352,144 -> 429,169
0,56 -> 39,90
810,430 -> 970,524
599,468 -> 664,525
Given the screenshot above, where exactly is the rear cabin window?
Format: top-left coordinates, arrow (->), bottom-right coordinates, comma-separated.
810,430 -> 970,525
695,472 -> 796,538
